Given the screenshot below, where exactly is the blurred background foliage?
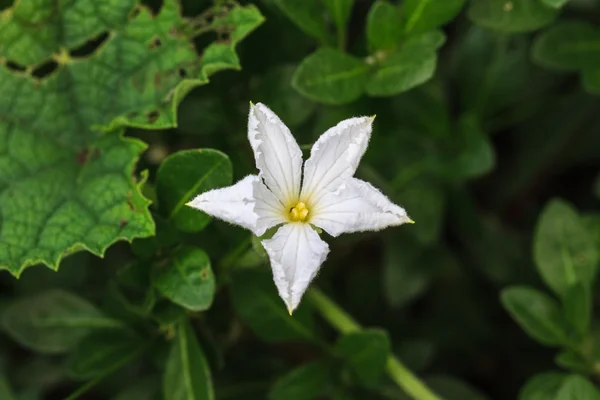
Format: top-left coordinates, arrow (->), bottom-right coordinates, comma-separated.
0,0 -> 599,399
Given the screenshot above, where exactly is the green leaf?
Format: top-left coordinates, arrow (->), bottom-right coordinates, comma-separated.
273,0 -> 330,43
230,270 -> 317,343
532,22 -> 600,71
268,361 -> 331,400
468,0 -> 558,33
366,1 -> 403,50
292,48 -> 370,104
164,319 -> 214,400
335,329 -> 390,387
583,69 -> 600,95
519,372 -> 569,400
1,290 -> 122,354
540,0 -> 569,8
500,286 -> 569,346
426,375 -> 490,400
0,1 -> 263,276
401,0 -> 466,34
323,0 -> 354,33
555,350 -> 594,374
152,246 -> 215,312
366,30 -> 445,97
534,199 -> 599,297
555,375 -> 600,400
67,330 -> 145,380
0,375 -> 15,400
156,149 -> 232,233
563,283 -> 590,336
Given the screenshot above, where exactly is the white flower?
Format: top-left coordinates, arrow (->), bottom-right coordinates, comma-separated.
187,103 -> 413,314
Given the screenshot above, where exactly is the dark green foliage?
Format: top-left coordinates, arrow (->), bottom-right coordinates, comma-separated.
0,0 -> 599,399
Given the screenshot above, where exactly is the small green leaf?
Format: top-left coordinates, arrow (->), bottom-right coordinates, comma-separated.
555,375 -> 600,400
157,149 -> 232,233
273,0 -> 330,43
323,0 -> 354,33
401,0 -> 466,34
67,330 -> 145,380
366,30 -> 445,97
268,361 -> 332,400
426,375 -> 490,400
230,270 -> 316,343
540,0 -> 569,8
563,283 -> 590,336
292,48 -> 370,104
534,199 -> 599,297
1,290 -> 122,354
532,22 -> 600,71
468,0 -> 558,33
164,319 -> 214,400
500,286 -> 569,346
335,329 -> 390,387
519,372 -> 569,400
366,1 -> 403,50
152,247 -> 215,312
555,350 -> 594,374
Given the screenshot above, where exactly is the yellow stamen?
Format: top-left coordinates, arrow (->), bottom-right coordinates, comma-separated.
289,202 -> 309,222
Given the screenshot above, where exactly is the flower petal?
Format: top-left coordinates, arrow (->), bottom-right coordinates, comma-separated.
248,103 -> 303,206
261,223 -> 329,313
310,178 -> 412,237
187,175 -> 286,236
301,116 -> 373,205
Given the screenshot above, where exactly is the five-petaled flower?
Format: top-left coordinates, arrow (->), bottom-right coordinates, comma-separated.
187,103 -> 413,314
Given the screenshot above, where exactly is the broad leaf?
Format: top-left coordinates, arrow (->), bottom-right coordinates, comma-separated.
292,48 -> 370,104
519,372 -> 569,400
534,199 -> 598,297
1,290 -> 121,354
163,319 -> 214,400
273,0 -> 330,44
366,1 -> 403,50
268,361 -> 332,400
152,246 -> 216,312
0,1 -> 263,276
468,0 -> 558,33
555,375 -> 600,400
335,329 -> 390,387
532,22 -> 600,71
230,270 -> 317,343
401,0 -> 466,34
563,282 -> 590,336
500,286 -> 568,346
156,149 -> 232,233
366,30 -> 445,97
67,329 -> 145,380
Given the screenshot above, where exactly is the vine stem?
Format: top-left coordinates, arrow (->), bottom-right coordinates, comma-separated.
306,288 -> 441,400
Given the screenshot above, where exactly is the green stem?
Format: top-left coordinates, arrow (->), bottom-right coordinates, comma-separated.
306,288 -> 441,400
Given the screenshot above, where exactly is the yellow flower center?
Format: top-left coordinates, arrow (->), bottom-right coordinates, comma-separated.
289,202 -> 309,222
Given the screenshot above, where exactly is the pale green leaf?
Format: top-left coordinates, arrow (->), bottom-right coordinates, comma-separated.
519,372 -> 569,400
532,22 -> 600,71
401,0 -> 466,34
292,48 -> 369,104
156,149 -> 232,233
501,286 -> 569,346
534,199 -> 598,297
164,319 -> 214,400
468,0 -> 558,33
0,1 -> 262,276
1,290 -> 122,354
366,30 -> 445,97
152,247 -> 215,312
366,1 -> 403,50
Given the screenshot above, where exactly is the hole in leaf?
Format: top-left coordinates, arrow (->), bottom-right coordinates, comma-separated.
147,36 -> 162,50
147,111 -> 160,124
178,68 -> 187,78
71,32 -> 110,58
31,60 -> 58,79
5,60 -> 27,73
